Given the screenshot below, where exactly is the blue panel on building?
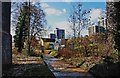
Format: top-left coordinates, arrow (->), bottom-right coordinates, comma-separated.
57,29 -> 65,39
50,34 -> 56,39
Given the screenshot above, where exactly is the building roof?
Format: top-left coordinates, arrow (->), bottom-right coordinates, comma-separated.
42,38 -> 55,42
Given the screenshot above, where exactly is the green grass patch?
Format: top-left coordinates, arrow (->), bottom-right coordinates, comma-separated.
44,50 -> 58,56
44,50 -> 52,54
50,50 -> 57,56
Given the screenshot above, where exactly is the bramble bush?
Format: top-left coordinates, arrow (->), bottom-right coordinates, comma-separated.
57,48 -> 72,58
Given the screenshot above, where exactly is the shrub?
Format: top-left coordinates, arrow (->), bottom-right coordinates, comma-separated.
50,50 -> 57,56
44,42 -> 50,50
57,48 -> 72,58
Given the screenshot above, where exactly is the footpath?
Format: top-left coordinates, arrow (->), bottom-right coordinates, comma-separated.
43,54 -> 94,78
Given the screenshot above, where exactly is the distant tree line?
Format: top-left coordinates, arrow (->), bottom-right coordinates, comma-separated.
68,2 -> 91,38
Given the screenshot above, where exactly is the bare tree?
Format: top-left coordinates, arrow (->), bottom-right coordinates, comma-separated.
68,2 -> 91,38
12,2 -> 47,53
68,5 -> 77,39
75,2 -> 91,37
26,2 -> 47,54
30,3 -> 46,39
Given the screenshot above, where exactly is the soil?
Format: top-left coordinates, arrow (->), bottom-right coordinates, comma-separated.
2,52 -> 55,78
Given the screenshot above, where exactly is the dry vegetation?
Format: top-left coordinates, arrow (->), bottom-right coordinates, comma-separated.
12,48 -> 43,64
57,33 -> 119,70
3,47 -> 55,77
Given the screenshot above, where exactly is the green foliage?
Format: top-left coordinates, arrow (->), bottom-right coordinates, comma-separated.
22,49 -> 29,56
114,3 -> 120,54
44,50 -> 51,54
14,3 -> 29,52
107,2 -> 120,59
62,32 -> 120,70
44,42 -> 50,50
22,47 -> 41,57
74,45 -> 83,50
50,50 -> 57,56
44,50 -> 58,56
13,2 -> 46,53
